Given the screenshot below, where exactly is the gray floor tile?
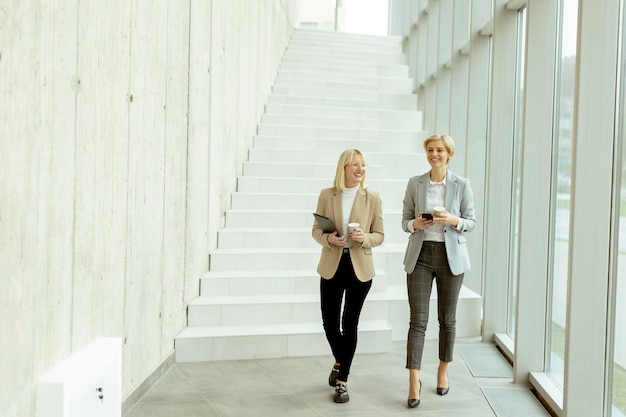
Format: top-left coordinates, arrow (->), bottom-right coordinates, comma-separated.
124,340 -> 550,417
483,386 -> 551,417
456,344 -> 513,378
139,377 -> 203,403
210,393 -> 320,417
189,371 -> 292,400
125,400 -> 219,417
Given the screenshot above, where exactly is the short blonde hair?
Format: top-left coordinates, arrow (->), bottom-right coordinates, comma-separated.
423,134 -> 455,164
333,149 -> 368,191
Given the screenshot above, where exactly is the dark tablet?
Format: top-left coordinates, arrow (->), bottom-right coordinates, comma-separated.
313,213 -> 340,236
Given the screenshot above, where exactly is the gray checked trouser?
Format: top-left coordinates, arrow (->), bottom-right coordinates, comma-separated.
406,241 -> 464,369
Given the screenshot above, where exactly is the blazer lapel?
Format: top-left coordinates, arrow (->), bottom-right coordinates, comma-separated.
332,188 -> 344,236
350,187 -> 367,222
418,172 -> 429,209
445,171 -> 457,211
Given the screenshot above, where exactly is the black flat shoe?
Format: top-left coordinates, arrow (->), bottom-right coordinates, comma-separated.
328,365 -> 340,387
407,379 -> 422,408
334,383 -> 349,403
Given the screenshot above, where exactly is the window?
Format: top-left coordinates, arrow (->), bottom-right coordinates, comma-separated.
611,3 -> 626,412
547,0 -> 578,389
507,6 -> 527,339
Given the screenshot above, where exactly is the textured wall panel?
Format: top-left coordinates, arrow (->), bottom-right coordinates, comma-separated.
0,0 -> 296,415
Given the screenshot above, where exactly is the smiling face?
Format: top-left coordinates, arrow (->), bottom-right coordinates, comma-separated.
344,153 -> 367,188
426,139 -> 450,169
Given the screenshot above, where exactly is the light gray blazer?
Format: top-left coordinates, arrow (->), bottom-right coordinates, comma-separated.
401,170 -> 476,276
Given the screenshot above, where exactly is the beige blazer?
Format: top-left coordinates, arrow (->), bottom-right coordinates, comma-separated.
312,187 -> 384,282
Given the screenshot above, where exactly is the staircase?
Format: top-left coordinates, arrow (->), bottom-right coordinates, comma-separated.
174,28 -> 482,362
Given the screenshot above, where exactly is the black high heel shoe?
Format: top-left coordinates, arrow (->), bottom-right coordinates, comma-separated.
407,379 -> 422,408
437,374 -> 449,396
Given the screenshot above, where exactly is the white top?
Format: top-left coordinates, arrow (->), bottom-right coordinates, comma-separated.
342,185 -> 359,243
424,178 -> 446,242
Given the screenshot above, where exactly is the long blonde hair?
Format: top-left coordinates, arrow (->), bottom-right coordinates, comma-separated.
333,149 -> 368,191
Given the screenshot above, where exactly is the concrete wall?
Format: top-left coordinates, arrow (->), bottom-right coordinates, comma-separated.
0,1 -> 296,416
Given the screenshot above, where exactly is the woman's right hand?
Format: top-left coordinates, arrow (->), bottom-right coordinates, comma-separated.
413,213 -> 434,230
327,231 -> 347,247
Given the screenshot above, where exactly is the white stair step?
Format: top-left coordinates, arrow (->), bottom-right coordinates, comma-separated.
207,245 -> 406,276
199,268 -> 388,296
240,160 -> 418,179
241,161 -> 338,177
253,128 -> 422,146
247,147 -> 355,162
264,103 -> 417,120
264,102 -> 382,118
229,191 -> 409,214
224,207 -> 398,228
174,320 -> 393,362
279,62 -> 409,78
224,209 -> 313,228
261,112 -> 380,129
286,44 -> 403,59
273,78 -> 411,94
254,128 -> 425,146
252,135 -> 381,152
276,69 -> 411,87
247,148 -> 426,166
217,226 -> 402,251
251,133 -> 424,152
287,36 -> 402,54
260,112 -> 420,131
216,227 -> 403,252
292,29 -> 402,45
217,227 -> 321,249
187,291 -> 399,326
288,40 -> 402,54
272,85 -> 414,102
235,177 -> 408,199
267,93 -> 416,111
208,247 -> 321,272
221,211 -> 406,244
230,192 -> 318,210
282,51 -> 406,66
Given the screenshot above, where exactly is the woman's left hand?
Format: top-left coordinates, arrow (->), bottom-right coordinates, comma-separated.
434,210 -> 459,227
349,227 -> 364,244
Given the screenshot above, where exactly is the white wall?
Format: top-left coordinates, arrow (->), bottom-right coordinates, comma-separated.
0,1 -> 297,416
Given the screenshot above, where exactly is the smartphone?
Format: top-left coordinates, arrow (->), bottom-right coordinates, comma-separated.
421,213 -> 433,220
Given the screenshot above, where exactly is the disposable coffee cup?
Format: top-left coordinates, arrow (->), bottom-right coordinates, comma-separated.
433,206 -> 445,216
348,222 -> 360,234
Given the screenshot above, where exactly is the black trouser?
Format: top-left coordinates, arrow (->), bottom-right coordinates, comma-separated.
320,251 -> 372,383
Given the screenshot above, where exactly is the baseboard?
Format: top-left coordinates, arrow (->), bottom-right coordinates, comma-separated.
121,350 -> 176,416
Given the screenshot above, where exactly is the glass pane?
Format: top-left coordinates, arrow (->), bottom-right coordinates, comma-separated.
614,150 -> 626,413
508,6 -> 527,338
548,0 -> 577,389
612,3 -> 626,413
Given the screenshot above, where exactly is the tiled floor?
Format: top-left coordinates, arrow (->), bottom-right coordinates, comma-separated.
125,338 -> 551,417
